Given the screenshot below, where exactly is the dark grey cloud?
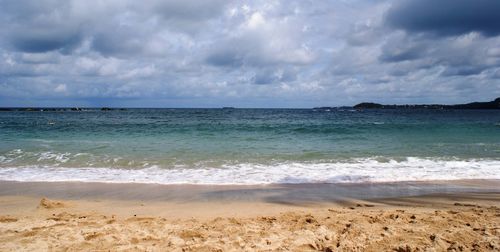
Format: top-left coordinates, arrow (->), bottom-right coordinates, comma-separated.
0,0 -> 87,53
205,38 -> 250,67
252,68 -> 297,85
206,49 -> 244,67
379,40 -> 427,62
441,66 -> 488,77
386,0 -> 500,37
152,0 -> 230,26
0,0 -> 499,107
91,30 -> 145,57
10,30 -> 83,53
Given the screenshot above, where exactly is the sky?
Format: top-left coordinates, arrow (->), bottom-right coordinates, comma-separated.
0,0 -> 500,108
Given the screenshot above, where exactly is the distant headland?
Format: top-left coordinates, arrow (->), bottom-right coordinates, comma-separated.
353,97 -> 500,110
315,97 -> 500,110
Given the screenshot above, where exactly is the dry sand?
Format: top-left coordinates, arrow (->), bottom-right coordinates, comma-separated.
0,182 -> 499,251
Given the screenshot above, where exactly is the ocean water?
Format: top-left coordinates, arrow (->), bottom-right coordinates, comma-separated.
0,108 -> 499,184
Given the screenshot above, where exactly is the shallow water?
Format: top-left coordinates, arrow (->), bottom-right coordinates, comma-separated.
0,108 -> 499,184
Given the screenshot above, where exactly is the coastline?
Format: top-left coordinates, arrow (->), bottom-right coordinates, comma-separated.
1,179 -> 499,202
1,180 -> 499,251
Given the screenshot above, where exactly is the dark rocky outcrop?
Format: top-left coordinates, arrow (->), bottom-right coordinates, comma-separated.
353,103 -> 383,109
0,107 -> 127,112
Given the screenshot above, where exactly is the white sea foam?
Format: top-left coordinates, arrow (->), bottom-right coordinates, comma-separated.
0,157 -> 499,185
37,152 -> 71,163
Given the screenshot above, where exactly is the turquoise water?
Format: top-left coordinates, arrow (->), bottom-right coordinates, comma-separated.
0,109 -> 499,184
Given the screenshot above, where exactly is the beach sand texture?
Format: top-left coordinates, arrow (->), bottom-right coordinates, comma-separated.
0,193 -> 499,252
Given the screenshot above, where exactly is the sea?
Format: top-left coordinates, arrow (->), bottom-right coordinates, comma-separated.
0,108 -> 499,184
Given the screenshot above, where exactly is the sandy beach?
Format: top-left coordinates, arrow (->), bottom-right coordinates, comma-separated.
0,180 -> 499,251
2,0 -> 500,250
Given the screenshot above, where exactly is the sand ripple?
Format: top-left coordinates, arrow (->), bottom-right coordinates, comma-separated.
0,198 -> 499,251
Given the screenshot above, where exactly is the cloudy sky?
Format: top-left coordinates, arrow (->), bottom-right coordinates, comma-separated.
1,0 -> 499,107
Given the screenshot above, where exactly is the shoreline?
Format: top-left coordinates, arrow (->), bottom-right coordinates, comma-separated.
1,179 -> 499,202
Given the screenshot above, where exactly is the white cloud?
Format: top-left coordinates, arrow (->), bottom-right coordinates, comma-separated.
246,12 -> 265,29
0,0 -> 498,107
54,83 -> 67,93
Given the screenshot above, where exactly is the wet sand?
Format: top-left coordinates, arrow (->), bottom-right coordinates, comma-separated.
0,180 -> 499,251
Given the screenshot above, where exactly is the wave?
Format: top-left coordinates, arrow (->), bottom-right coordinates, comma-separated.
0,157 -> 499,185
